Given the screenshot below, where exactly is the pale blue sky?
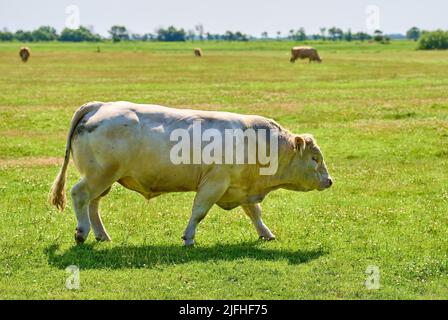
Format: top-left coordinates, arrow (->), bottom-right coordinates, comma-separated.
0,0 -> 446,36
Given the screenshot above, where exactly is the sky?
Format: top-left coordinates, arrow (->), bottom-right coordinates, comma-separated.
0,0 -> 447,37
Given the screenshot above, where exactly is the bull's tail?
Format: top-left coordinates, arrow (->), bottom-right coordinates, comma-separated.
49,101 -> 104,211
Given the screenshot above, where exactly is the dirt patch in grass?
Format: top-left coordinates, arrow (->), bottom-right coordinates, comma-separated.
0,156 -> 64,169
351,118 -> 448,132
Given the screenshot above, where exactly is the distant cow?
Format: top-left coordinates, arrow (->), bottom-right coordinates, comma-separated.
290,46 -> 322,63
194,48 -> 203,57
19,47 -> 30,63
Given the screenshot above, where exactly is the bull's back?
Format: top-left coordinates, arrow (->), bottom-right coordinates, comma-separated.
71,102 -> 281,192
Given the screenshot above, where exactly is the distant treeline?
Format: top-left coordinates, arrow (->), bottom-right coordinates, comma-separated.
0,26 -> 101,42
0,25 -> 445,48
0,25 -> 393,42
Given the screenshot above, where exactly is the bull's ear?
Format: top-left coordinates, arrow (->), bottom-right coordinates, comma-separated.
294,135 -> 306,155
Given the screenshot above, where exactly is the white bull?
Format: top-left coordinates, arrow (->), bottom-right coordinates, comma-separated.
50,101 -> 333,246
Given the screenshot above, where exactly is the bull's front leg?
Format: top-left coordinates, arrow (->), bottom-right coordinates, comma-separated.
182,174 -> 230,247
241,203 -> 275,241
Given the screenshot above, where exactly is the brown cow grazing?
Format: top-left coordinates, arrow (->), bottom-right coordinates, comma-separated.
19,47 -> 30,63
290,46 -> 322,63
194,48 -> 203,57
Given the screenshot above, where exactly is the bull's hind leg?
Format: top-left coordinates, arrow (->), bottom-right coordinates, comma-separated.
241,203 -> 275,241
71,176 -> 116,244
89,186 -> 112,242
71,179 -> 92,244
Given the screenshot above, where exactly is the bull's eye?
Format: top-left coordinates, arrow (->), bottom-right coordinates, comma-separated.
312,156 -> 319,163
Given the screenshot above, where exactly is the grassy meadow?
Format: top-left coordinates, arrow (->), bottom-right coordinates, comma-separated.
0,40 -> 447,299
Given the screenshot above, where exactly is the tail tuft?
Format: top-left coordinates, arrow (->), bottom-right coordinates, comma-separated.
48,151 -> 69,211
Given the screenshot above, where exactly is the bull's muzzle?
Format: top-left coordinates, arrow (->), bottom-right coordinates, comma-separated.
319,177 -> 333,190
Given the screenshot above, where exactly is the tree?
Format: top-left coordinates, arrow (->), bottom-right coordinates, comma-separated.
109,25 -> 129,42
223,31 -> 233,41
186,29 -> 196,41
31,26 -> 58,41
353,32 -> 371,42
195,24 -> 204,41
276,31 -> 281,40
290,28 -> 306,41
156,26 -> 186,41
261,31 -> 268,40
130,33 -> 145,41
373,29 -> 384,42
288,29 -> 294,40
406,27 -> 421,41
344,29 -> 353,42
222,31 -> 248,41
372,30 -> 390,44
234,31 -> 248,41
328,27 -> 343,41
320,27 -> 327,40
14,30 -> 33,42
144,33 -> 156,41
60,26 -> 101,42
0,29 -> 14,41
419,30 -> 448,50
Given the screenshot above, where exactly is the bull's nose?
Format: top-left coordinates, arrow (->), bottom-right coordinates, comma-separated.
328,178 -> 333,187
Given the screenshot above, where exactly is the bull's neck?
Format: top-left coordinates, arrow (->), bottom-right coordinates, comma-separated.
254,142 -> 297,190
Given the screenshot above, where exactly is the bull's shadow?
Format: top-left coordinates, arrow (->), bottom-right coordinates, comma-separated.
45,241 -> 326,270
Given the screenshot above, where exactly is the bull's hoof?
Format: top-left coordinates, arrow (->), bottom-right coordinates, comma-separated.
259,235 -> 276,241
95,235 -> 111,242
74,228 -> 86,245
75,233 -> 85,244
182,236 -> 195,247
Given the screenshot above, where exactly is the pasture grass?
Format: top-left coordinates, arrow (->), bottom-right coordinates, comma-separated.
0,40 -> 447,299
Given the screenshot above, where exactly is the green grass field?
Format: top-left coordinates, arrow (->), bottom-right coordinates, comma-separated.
0,40 -> 447,299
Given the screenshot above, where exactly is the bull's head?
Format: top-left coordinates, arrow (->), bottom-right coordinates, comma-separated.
286,134 -> 333,191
